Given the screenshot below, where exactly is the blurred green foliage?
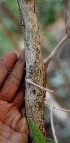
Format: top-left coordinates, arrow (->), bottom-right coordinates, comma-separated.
62,127 -> 70,138
36,0 -> 63,27
0,0 -> 19,58
49,70 -> 65,87
5,1 -> 19,20
0,28 -> 14,56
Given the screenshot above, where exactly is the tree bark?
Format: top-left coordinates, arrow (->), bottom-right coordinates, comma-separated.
17,0 -> 46,142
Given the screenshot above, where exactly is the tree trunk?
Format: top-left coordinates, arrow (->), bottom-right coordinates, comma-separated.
17,0 -> 46,142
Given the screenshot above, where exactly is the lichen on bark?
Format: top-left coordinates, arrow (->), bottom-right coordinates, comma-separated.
17,0 -> 46,142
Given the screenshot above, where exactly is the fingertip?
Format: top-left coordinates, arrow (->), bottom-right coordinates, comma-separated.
1,52 -> 17,67
2,52 -> 17,60
18,49 -> 25,63
0,52 -> 17,87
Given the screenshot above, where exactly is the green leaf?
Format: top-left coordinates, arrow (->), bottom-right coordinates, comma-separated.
28,117 -> 46,143
47,138 -> 55,143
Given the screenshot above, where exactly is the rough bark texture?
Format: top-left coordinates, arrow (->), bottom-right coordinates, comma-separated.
17,0 -> 46,142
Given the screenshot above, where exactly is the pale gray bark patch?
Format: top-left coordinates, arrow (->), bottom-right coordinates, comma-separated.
17,0 -> 46,142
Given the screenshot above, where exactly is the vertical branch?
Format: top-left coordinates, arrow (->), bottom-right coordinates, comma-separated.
17,0 -> 46,142
65,11 -> 68,34
43,63 -> 48,88
51,107 -> 58,143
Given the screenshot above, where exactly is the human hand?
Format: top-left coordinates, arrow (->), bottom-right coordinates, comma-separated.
0,49 -> 28,143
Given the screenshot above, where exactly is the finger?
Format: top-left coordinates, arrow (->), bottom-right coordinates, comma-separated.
0,49 -> 25,102
15,116 -> 29,136
13,81 -> 25,110
0,52 -> 17,87
0,100 -> 13,122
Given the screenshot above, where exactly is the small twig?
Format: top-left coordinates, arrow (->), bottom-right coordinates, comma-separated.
51,106 -> 59,143
26,79 -> 53,93
45,101 -> 70,113
43,32 -> 70,64
45,101 -> 70,143
65,11 -> 68,34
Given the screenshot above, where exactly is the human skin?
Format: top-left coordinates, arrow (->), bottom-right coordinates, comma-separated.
0,49 -> 28,143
